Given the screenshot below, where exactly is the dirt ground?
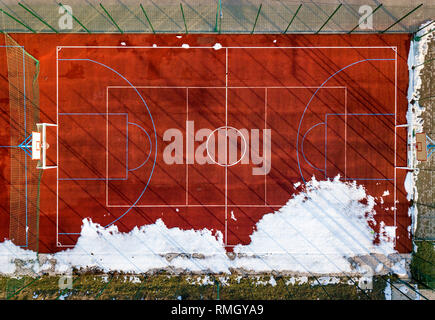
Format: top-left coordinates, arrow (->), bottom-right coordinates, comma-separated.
415,37 -> 434,240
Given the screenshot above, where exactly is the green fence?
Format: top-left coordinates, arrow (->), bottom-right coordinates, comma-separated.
0,1 -> 433,34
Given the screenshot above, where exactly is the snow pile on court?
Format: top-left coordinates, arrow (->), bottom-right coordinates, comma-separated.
406,20 -> 434,234
232,176 -> 396,273
0,240 -> 37,274
51,218 -> 229,273
213,43 -> 222,50
1,176 -> 402,275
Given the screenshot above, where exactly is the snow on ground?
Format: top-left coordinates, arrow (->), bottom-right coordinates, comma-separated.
52,218 -> 228,273
1,25 -> 428,280
126,275 -> 141,283
406,20 -> 434,234
310,276 -> 340,287
0,240 -> 37,274
391,259 -> 408,278
213,43 -> 222,50
0,176 -> 401,275
253,276 -> 277,287
186,275 -> 214,286
404,172 -> 413,202
285,277 -> 308,286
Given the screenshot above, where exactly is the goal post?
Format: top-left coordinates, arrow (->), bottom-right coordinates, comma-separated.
35,123 -> 57,169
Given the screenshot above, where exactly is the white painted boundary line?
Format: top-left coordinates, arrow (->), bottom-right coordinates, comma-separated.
394,47 -> 398,244
265,88 -> 267,206
104,204 -> 290,208
225,47 -> 228,246
108,86 -> 351,89
58,46 -> 398,49
56,46 -> 59,247
56,46 -> 398,247
345,87 -> 348,181
106,86 -> 108,208
186,88 -> 189,206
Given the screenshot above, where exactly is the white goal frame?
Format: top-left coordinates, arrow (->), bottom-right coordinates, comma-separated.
36,123 -> 57,169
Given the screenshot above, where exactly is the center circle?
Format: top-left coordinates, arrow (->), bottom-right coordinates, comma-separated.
206,126 -> 247,167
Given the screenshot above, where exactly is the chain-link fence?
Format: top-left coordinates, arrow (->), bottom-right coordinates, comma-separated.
414,27 -> 434,242
5,33 -> 41,252
0,0 -> 433,34
1,0 -> 434,300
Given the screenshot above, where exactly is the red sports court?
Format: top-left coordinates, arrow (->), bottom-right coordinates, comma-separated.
0,33 -> 412,253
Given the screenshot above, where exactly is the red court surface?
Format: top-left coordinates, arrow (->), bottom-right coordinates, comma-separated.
0,34 -> 411,253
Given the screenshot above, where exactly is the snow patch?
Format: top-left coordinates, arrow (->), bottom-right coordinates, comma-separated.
230,211 -> 237,221
219,276 -> 229,286
379,223 -> 396,244
311,276 -> 340,286
384,280 -> 392,300
128,276 -> 141,283
404,172 -> 413,201
186,275 -> 214,286
375,263 -> 384,273
0,240 -> 37,274
232,176 -> 395,273
254,276 -> 276,286
0,176 -> 399,274
391,259 -> 407,278
213,43 -> 222,50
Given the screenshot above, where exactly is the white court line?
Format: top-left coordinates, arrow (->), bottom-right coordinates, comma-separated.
56,46 -> 59,247
344,87 -> 347,181
186,88 -> 189,206
394,47 -> 398,245
106,86 -> 108,207
58,84 -> 349,246
225,47 -> 228,246
104,204 -> 284,208
58,46 -> 397,49
56,46 -> 397,246
108,86 -> 348,89
265,88 -> 267,205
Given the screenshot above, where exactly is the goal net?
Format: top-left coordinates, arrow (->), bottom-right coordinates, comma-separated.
5,33 -> 41,252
